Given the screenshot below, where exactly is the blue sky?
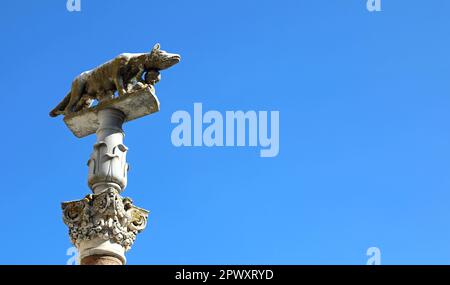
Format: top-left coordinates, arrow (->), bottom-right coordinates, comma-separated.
1,0 -> 450,264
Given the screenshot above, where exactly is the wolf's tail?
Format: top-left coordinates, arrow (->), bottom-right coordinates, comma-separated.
49,92 -> 71,117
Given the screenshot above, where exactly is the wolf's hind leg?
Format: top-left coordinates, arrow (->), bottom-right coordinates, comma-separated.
65,80 -> 84,114
73,94 -> 93,112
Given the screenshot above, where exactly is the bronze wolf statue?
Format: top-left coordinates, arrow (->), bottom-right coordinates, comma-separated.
50,44 -> 180,117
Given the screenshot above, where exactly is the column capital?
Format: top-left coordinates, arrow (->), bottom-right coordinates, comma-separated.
62,188 -> 149,263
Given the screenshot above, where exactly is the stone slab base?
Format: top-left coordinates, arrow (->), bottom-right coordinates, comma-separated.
64,87 -> 160,138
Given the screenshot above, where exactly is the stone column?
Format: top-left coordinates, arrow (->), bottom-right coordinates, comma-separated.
62,108 -> 149,265
88,108 -> 128,195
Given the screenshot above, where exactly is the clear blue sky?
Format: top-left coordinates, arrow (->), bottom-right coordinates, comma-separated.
1,0 -> 450,265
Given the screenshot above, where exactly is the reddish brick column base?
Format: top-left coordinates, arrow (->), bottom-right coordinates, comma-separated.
81,255 -> 123,265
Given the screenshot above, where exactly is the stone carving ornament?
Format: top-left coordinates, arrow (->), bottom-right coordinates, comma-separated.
62,188 -> 148,251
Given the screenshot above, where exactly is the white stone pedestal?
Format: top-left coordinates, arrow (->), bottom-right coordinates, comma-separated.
61,89 -> 157,265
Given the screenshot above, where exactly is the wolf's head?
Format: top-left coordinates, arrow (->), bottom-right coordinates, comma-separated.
145,43 -> 181,71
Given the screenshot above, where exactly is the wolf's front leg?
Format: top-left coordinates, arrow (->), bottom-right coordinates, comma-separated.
135,65 -> 146,83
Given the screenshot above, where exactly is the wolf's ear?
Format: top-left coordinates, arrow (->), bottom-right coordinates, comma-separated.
152,43 -> 161,52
